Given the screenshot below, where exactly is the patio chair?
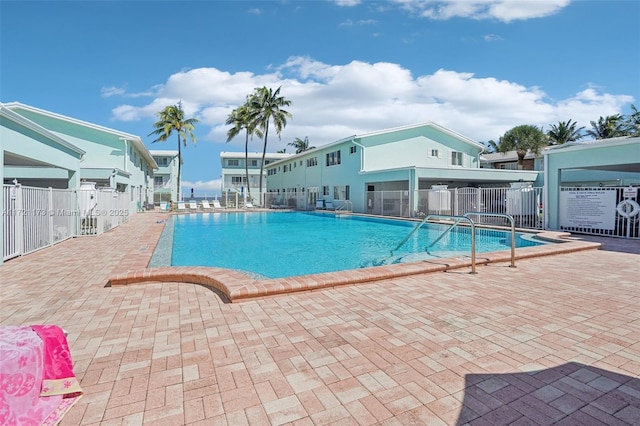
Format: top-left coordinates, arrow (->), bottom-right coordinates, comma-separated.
245,202 -> 255,209
188,200 -> 198,210
211,200 -> 224,209
177,201 -> 186,211
201,200 -> 212,210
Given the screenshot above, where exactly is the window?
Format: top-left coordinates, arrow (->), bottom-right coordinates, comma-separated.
451,151 -> 463,166
154,176 -> 163,186
326,150 -> 341,166
333,185 -> 349,200
250,160 -> 258,167
228,159 -> 239,166
268,168 -> 276,176
350,146 -> 357,154
231,176 -> 246,184
429,149 -> 441,158
306,157 -> 318,167
323,186 -> 330,196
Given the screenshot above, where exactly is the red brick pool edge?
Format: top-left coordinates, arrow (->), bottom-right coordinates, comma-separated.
107,230 -> 601,302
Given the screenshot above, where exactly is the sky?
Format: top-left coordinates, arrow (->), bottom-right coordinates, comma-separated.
2,0 -> 639,197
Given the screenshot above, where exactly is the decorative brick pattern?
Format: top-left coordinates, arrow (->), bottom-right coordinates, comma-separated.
1,212 -> 639,424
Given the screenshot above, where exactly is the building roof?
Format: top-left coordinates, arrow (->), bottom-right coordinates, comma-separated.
1,103 -> 86,158
544,136 -> 640,153
220,152 -> 294,160
150,150 -> 179,157
4,102 -> 158,169
480,150 -> 539,163
265,121 -> 485,167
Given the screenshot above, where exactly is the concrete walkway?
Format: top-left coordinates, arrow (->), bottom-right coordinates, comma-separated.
1,212 -> 638,425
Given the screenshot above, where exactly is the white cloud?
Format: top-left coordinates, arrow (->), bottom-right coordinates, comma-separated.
101,86 -> 125,98
338,18 -> 378,27
389,0 -> 571,23
483,34 -> 502,42
334,0 -> 362,6
110,56 -> 633,147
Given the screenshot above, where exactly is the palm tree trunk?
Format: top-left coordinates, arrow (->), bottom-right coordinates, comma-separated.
244,130 -> 251,202
259,124 -> 270,206
177,134 -> 182,201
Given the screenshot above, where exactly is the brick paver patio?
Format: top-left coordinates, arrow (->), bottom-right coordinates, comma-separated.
1,212 -> 638,425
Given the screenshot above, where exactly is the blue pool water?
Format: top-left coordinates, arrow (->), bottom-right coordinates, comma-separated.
167,212 -> 546,279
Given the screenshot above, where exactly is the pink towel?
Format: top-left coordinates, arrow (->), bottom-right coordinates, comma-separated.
31,325 -> 82,397
0,325 -> 82,426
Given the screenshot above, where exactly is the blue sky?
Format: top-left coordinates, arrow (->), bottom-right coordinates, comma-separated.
2,0 -> 639,197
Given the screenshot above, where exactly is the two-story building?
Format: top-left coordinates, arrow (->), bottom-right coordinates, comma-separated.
480,151 -> 543,171
220,151 -> 293,205
3,102 -> 158,212
265,122 -> 542,215
150,150 -> 179,203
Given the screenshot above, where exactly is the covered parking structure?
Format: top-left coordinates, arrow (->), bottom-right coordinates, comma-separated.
544,137 -> 640,238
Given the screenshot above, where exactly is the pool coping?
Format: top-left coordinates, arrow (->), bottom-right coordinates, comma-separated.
106,229 -> 602,302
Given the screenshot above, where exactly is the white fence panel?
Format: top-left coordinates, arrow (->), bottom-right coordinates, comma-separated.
21,187 -> 52,255
559,186 -> 639,239
3,183 -> 132,261
366,191 -> 411,217
3,185 -> 20,261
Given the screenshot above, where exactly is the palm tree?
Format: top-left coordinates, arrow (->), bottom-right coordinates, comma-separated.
498,124 -> 548,169
624,104 -> 640,137
547,119 -> 584,145
225,98 -> 263,203
288,136 -> 315,154
586,114 -> 626,139
149,102 -> 198,201
250,86 -> 292,205
482,140 -> 499,153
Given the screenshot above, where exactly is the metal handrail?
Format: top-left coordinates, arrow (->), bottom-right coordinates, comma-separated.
335,200 -> 353,213
394,214 -> 477,274
464,212 -> 516,268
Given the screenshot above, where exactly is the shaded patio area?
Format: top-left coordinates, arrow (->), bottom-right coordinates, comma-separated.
1,212 -> 638,425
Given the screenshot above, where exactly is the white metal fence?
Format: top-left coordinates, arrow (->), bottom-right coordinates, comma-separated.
3,184 -> 131,261
415,186 -> 544,229
363,187 -> 544,228
559,186 -> 639,239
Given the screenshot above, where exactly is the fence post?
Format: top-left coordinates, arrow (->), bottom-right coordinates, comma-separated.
14,184 -> 24,256
48,187 -> 54,246
453,188 -> 459,216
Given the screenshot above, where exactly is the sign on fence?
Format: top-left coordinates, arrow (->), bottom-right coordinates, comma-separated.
559,188 -> 617,230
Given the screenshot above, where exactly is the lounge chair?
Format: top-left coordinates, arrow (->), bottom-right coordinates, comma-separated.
325,201 -> 335,211
201,200 -> 212,210
316,200 -> 325,210
177,201 -> 186,211
188,200 -> 198,210
212,200 -> 223,209
245,202 -> 255,209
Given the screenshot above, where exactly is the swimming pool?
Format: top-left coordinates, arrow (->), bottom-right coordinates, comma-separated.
160,212 -> 546,279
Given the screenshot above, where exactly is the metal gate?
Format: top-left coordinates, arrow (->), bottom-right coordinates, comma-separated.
559,186 -> 639,239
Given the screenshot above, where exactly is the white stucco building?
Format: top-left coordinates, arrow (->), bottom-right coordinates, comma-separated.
265,122 -> 542,215
220,151 -> 293,205
150,150 -> 179,203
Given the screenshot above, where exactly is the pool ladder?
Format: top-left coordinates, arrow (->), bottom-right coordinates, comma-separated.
334,200 -> 353,215
392,212 -> 517,274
